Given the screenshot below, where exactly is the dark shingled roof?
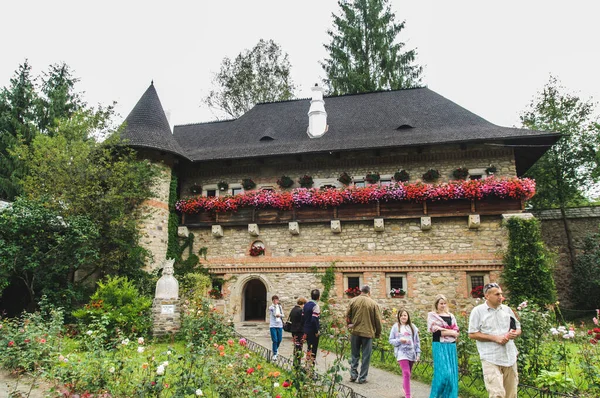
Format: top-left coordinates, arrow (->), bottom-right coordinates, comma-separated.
122,83 -> 187,159
173,88 -> 559,174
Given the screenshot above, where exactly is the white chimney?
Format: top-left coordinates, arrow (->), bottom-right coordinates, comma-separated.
307,84 -> 328,138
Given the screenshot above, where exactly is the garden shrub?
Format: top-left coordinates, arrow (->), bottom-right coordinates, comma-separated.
0,297 -> 64,372
72,276 -> 152,339
180,296 -> 233,348
502,217 -> 557,306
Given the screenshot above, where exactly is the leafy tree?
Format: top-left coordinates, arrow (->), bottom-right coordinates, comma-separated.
571,231 -> 600,309
521,76 -> 600,265
0,198 -> 99,310
322,0 -> 423,95
502,217 -> 557,307
17,108 -> 159,287
0,61 -> 38,200
204,39 -> 296,118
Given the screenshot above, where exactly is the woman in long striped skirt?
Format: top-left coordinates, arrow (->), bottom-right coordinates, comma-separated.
427,294 -> 459,398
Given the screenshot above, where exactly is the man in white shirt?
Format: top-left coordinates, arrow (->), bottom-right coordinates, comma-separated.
468,283 -> 522,398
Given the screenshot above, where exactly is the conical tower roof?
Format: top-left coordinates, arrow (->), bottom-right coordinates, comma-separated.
122,82 -> 187,159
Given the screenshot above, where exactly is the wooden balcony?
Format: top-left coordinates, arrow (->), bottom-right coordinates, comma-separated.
181,198 -> 524,227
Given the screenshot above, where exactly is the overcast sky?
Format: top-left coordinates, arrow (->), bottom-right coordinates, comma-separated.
1,0 -> 599,129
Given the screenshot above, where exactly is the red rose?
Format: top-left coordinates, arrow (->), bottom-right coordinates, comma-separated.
282,380 -> 291,388
247,367 -> 255,374
8,341 -> 14,347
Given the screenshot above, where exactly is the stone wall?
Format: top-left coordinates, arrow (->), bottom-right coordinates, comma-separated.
533,207 -> 600,308
190,216 -> 506,321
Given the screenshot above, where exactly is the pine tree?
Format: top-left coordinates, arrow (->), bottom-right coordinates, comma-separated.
37,62 -> 84,133
322,0 -> 423,95
0,60 -> 38,200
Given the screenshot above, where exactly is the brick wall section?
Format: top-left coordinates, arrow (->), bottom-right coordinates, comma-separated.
532,207 -> 600,308
139,161 -> 172,272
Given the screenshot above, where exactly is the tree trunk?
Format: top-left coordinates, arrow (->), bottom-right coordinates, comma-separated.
559,205 -> 577,266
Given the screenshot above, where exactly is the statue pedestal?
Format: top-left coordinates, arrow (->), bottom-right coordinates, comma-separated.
152,298 -> 181,337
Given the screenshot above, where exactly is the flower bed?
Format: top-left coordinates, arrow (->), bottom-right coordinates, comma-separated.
176,177 -> 535,214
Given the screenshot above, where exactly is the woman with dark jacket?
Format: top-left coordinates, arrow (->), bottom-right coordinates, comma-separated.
289,297 -> 307,368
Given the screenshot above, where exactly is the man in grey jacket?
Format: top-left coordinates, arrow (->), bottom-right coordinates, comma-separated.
345,285 -> 382,384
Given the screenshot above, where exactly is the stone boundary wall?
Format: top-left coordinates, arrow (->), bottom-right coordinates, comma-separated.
532,206 -> 600,308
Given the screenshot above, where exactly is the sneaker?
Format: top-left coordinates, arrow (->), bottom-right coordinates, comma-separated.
272,354 -> 278,361
350,378 -> 357,383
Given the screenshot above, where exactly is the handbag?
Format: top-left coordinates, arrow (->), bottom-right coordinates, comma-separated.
283,308 -> 292,333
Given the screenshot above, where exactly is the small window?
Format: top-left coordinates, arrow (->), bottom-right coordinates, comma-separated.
343,273 -> 363,297
390,277 -> 404,290
347,276 -> 360,289
468,168 -> 487,181
206,189 -> 217,197
467,272 -> 489,298
386,273 -> 407,297
321,184 -> 336,190
232,187 -> 243,196
354,180 -> 365,188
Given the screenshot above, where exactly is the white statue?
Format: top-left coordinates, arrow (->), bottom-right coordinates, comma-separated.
155,259 -> 179,299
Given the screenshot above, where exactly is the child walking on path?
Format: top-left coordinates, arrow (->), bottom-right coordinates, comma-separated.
389,309 -> 421,398
269,295 -> 284,360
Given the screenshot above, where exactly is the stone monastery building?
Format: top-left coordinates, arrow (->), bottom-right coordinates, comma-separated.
122,83 -> 559,321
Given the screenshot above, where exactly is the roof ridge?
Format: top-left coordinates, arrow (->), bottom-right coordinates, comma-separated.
175,119 -> 237,127
254,86 -> 429,106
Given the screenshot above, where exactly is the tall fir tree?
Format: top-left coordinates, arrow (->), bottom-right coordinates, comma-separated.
521,76 -> 600,265
37,62 -> 85,133
0,61 -> 85,200
322,0 -> 423,95
0,61 -> 38,200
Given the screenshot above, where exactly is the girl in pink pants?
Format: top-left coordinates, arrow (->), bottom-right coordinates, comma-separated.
389,310 -> 421,398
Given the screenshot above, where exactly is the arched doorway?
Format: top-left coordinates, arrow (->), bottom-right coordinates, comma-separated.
243,279 -> 267,321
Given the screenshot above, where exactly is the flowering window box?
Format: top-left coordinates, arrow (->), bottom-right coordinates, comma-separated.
471,285 -> 484,298
345,287 -> 361,298
390,288 -> 406,298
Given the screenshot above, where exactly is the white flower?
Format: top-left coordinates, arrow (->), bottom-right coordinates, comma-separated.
86,330 -> 93,336
138,337 -> 144,345
195,389 -> 203,396
121,338 -> 130,346
550,328 -> 559,335
156,365 -> 165,375
273,382 -> 280,388
167,350 -> 172,356
162,361 -> 169,367
109,366 -> 115,373
138,347 -> 145,353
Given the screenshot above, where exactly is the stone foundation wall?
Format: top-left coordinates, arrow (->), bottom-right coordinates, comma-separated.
191,215 -> 506,321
